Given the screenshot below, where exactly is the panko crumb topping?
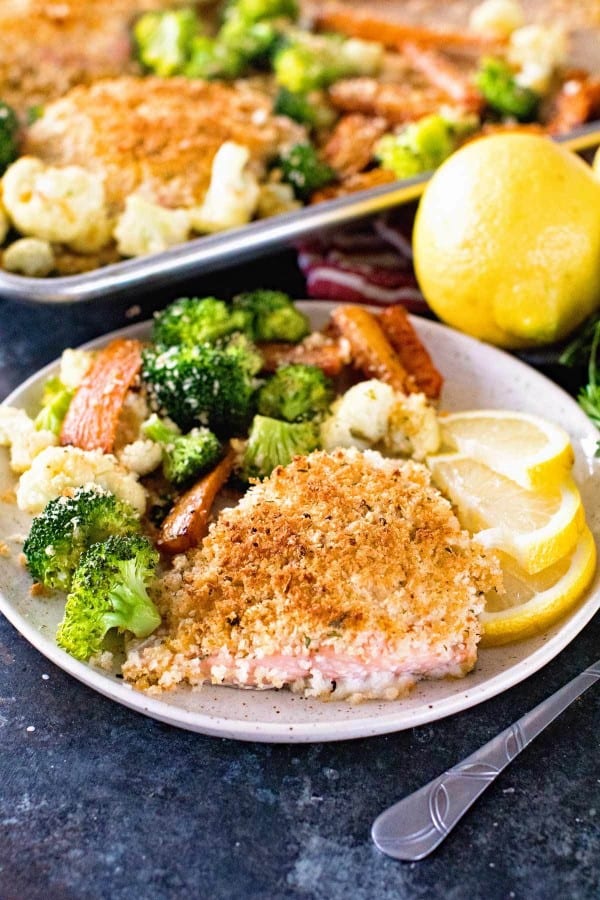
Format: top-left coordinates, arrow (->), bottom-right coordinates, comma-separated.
124,448 -> 502,700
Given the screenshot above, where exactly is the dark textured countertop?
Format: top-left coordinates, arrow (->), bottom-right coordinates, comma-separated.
0,254 -> 599,900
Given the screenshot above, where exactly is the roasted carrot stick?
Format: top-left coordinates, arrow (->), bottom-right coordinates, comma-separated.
330,305 -> 411,393
60,339 -> 143,453
402,42 -> 484,111
328,78 -> 448,125
259,337 -> 350,376
158,446 -> 236,554
322,113 -> 388,177
314,4 -> 504,51
379,306 -> 443,400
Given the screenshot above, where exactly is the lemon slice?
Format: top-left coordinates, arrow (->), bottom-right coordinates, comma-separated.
440,410 -> 574,490
427,453 -> 584,573
480,527 -> 596,645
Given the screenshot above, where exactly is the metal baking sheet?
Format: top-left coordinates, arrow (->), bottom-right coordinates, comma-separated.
0,120 -> 598,305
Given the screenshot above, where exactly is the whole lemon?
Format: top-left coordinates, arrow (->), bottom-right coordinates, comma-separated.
413,133 -> 600,347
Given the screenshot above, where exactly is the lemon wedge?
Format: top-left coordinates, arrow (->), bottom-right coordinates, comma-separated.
427,453 -> 584,573
440,410 -> 574,490
480,526 -> 596,645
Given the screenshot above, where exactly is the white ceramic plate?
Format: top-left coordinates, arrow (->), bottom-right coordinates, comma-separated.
1,302 -> 599,743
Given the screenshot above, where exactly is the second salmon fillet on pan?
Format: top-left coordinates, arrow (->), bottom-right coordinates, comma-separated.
124,449 -> 502,703
24,76 -> 305,210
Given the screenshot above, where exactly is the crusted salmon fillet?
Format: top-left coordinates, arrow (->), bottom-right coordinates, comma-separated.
123,449 -> 501,702
0,1 -> 199,110
24,76 -> 305,210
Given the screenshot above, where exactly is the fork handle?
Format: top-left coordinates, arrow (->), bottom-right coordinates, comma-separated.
371,658 -> 600,861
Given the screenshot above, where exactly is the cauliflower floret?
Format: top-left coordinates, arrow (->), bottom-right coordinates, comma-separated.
3,237 -> 55,277
113,390 -> 151,451
0,406 -> 58,473
117,439 -> 162,476
509,24 -> 568,94
388,393 -> 441,461
320,380 -> 396,452
189,141 -> 260,234
122,390 -> 150,425
256,182 -> 301,219
469,0 -> 524,39
339,38 -> 384,75
320,379 -> 440,460
114,194 -> 191,258
59,349 -> 94,391
2,157 -> 112,252
16,445 -> 147,514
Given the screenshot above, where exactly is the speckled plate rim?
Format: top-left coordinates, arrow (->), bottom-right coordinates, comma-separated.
1,302 -> 599,743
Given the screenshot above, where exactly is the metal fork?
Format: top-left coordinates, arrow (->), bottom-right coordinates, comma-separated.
371,658 -> 600,861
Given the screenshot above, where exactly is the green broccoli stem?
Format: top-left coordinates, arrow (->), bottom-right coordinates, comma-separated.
102,559 -> 161,638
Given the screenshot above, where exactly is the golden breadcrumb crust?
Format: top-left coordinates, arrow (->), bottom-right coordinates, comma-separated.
124,449 -> 501,695
24,76 -> 305,209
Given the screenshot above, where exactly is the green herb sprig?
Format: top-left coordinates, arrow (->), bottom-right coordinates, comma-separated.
560,313 -> 600,435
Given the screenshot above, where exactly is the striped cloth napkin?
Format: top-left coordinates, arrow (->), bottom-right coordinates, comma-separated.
297,213 -> 428,312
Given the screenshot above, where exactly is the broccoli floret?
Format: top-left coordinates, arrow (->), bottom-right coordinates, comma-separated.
241,414 -> 319,479
184,35 -> 246,79
273,87 -> 337,129
142,334 -> 262,434
476,58 -> 540,121
219,18 -> 280,63
277,142 -> 335,201
0,101 -> 19,175
23,487 -> 141,592
185,2 -> 290,80
273,31 -> 382,93
233,289 -> 310,342
142,413 -> 221,485
273,36 -> 338,93
223,0 -> 299,25
152,296 -> 251,347
33,376 -> 74,435
257,364 -> 333,422
375,114 -> 469,179
56,535 -> 160,662
133,8 -> 199,76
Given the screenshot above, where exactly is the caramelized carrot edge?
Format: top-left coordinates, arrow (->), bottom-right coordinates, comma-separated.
330,305 -> 411,393
314,4 -> 504,52
60,338 -> 143,453
379,306 -> 443,400
402,42 -> 484,111
258,339 -> 350,377
158,446 -> 236,555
